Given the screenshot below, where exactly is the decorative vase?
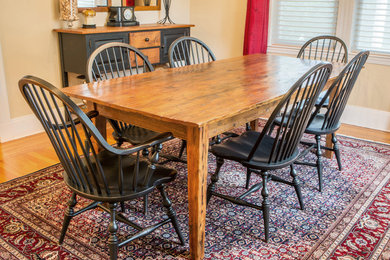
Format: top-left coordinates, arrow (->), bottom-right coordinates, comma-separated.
59,0 -> 79,28
158,0 -> 174,24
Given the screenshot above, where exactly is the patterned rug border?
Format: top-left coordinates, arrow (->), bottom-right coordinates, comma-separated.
303,160 -> 390,259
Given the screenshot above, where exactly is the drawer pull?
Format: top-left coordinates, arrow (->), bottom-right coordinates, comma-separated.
145,38 -> 150,42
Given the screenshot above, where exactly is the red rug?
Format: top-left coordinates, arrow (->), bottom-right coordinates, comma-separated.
0,134 -> 389,259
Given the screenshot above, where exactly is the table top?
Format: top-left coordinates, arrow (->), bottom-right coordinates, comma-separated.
63,54 -> 343,128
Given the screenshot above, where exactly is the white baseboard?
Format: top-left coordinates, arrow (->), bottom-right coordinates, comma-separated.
0,114 -> 44,143
341,105 -> 390,132
0,105 -> 389,143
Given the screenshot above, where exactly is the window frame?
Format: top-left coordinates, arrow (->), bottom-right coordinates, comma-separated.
267,0 -> 390,66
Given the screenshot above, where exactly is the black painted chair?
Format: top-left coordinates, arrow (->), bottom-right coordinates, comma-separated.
168,36 -> 239,158
298,35 -> 348,108
87,42 -> 169,214
295,51 -> 369,191
297,35 -> 348,63
19,76 -> 184,260
207,63 -> 332,242
87,42 -> 163,148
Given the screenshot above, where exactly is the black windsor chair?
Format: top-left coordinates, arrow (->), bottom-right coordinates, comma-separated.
168,36 -> 239,159
19,76 -> 184,260
298,35 -> 349,108
87,42 -> 169,214
87,42 -> 163,148
207,63 -> 333,242
293,51 -> 369,191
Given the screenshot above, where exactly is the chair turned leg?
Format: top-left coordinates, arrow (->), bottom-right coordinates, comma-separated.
332,133 -> 342,171
120,202 -> 125,212
207,157 -> 224,204
315,135 -> 323,192
59,193 -> 77,244
143,194 -> 149,216
261,171 -> 270,243
179,140 -> 187,159
158,184 -> 185,245
108,203 -> 119,260
245,168 -> 252,189
290,164 -> 304,210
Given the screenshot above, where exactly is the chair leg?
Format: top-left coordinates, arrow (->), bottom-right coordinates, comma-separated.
108,203 -> 118,260
261,171 -> 270,243
245,168 -> 252,189
59,192 -> 77,244
120,202 -> 125,212
332,133 -> 342,171
143,195 -> 148,216
158,184 -> 185,245
290,164 -> 304,210
179,140 -> 186,159
207,157 -> 224,204
315,135 -> 323,192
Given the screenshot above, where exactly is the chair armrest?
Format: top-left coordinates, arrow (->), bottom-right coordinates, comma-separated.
51,110 -> 99,130
105,132 -> 174,156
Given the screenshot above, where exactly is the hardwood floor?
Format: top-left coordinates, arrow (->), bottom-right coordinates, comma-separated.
0,124 -> 389,183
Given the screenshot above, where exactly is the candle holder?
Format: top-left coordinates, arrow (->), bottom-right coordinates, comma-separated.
158,0 -> 174,24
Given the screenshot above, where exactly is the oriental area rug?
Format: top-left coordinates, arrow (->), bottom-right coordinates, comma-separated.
0,132 -> 390,259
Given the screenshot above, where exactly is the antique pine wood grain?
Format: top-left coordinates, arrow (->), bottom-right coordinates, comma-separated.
63,54 -> 344,260
53,24 -> 194,34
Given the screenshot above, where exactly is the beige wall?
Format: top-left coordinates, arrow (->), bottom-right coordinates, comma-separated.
0,0 -> 62,119
190,0 -> 247,60
349,63 -> 390,112
0,0 -> 190,120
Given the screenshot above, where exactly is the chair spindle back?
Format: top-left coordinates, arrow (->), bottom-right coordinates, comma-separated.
19,76 -> 147,198
169,36 -> 216,68
297,35 -> 348,63
314,51 -> 369,131
87,42 -> 154,82
249,63 -> 333,164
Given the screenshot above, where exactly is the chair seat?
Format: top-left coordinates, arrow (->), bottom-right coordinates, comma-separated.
305,114 -> 341,135
65,150 -> 177,201
210,131 -> 299,170
112,124 -> 163,145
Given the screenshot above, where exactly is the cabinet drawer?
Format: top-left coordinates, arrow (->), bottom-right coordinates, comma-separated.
140,48 -> 160,64
130,31 -> 161,48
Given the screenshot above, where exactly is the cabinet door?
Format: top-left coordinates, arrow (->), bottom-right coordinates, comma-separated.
87,32 -> 129,58
161,28 -> 190,64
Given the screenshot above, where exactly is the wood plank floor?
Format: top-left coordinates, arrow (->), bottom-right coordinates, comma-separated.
0,124 -> 389,183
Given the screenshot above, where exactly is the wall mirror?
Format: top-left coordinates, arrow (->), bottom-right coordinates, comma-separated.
78,0 -> 161,12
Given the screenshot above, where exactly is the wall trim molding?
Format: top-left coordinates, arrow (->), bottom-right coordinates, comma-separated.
0,114 -> 44,143
341,105 -> 390,132
0,105 -> 388,143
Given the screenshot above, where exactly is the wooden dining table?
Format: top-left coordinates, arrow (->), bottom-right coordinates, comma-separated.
63,53 -> 344,259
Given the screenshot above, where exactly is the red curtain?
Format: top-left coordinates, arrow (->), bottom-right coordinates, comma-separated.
243,0 -> 270,55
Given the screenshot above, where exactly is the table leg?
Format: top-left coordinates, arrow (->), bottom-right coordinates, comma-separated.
186,125 -> 209,260
324,134 -> 334,158
250,119 -> 260,131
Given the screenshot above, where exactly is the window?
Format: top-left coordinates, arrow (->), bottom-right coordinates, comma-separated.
269,0 -> 390,63
353,0 -> 390,54
272,0 -> 339,46
78,0 -> 96,8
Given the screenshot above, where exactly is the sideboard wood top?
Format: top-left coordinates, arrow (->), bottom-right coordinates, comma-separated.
53,24 -> 195,34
